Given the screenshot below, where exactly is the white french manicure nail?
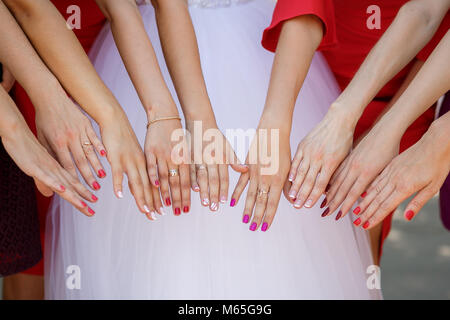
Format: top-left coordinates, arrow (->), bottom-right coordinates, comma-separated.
220,196 -> 227,204
144,205 -> 150,213
117,190 -> 124,199
304,200 -> 313,208
202,198 -> 210,206
150,211 -> 157,220
160,207 -> 166,216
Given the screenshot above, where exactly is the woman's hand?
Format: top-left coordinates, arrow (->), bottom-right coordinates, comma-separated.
145,116 -> 189,216
187,118 -> 248,212
34,88 -> 107,194
355,117 -> 450,229
323,120 -> 402,221
231,123 -> 291,232
287,105 -> 354,209
0,65 -> 15,92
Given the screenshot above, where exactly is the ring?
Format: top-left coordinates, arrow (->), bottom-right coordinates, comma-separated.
82,141 -> 92,146
197,164 -> 207,171
169,169 -> 179,177
257,188 -> 269,197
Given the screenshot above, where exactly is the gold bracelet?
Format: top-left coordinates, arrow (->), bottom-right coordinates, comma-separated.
147,116 -> 181,129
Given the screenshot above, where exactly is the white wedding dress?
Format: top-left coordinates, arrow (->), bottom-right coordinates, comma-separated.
45,0 -> 382,299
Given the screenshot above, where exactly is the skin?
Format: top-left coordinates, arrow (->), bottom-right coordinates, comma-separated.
231,15 -> 324,231
0,65 -> 15,92
288,0 -> 450,211
4,0 -> 154,216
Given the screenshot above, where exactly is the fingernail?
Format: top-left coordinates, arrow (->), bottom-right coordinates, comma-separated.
92,194 -> 98,202
174,208 -> 181,216
261,222 -> 268,232
60,185 -> 66,192
230,198 -> 236,207
321,207 -> 330,217
144,205 -> 150,213
325,184 -> 330,192
88,207 -> 95,215
193,186 -> 200,192
363,221 -> 370,229
288,190 -> 296,198
183,206 -> 189,213
335,210 -> 342,221
159,207 -> 166,216
405,210 -> 414,221
243,214 -> 249,223
249,222 -> 257,231
154,180 -> 160,187
353,218 -> 361,226
294,199 -> 302,208
165,197 -> 171,206
93,182 -> 101,190
353,207 -> 361,215
202,198 -> 209,206
100,150 -> 107,157
304,199 -> 313,208
320,198 -> 327,208
210,202 -> 218,211
81,201 -> 87,208
220,196 -> 227,204
117,190 -> 124,199
361,191 -> 367,198
98,169 -> 106,178
288,174 -> 294,182
150,211 -> 157,220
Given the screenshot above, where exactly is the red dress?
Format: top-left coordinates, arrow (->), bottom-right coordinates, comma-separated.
262,0 -> 449,257
14,0 -> 105,276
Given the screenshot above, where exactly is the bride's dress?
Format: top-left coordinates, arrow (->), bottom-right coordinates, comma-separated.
45,0 -> 382,299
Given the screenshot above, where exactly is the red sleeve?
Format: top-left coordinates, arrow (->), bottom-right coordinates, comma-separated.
261,0 -> 337,52
416,12 -> 450,61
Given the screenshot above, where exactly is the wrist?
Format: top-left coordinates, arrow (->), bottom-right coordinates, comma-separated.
327,100 -> 363,129
144,101 -> 180,122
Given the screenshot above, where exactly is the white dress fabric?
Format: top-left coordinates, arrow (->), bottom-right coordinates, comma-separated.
45,0 -> 382,299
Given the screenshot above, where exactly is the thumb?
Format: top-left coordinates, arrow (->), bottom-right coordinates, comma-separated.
404,187 -> 435,221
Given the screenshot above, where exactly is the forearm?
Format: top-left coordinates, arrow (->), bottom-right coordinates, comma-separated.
0,87 -> 28,139
152,0 -> 215,123
4,0 -> 123,125
335,0 -> 449,126
96,0 -> 178,121
260,15 -> 323,134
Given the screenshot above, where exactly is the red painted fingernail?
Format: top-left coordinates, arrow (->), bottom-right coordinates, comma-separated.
353,206 -> 361,215
230,198 -> 236,207
100,150 -> 107,157
183,206 -> 189,213
154,180 -> 160,187
354,218 -> 361,226
91,194 -> 98,202
405,210 -> 414,221
320,198 -> 327,208
335,210 -> 342,220
165,198 -> 171,206
361,191 -> 367,198
93,182 -> 101,190
249,222 -> 257,231
81,201 -> 87,208
321,207 -> 330,217
174,207 -> 181,216
98,169 -> 106,178
88,207 -> 95,215
292,198 -> 296,202
325,184 -> 331,192
261,222 -> 268,232
60,185 -> 66,192
363,221 -> 370,229
243,214 -> 249,224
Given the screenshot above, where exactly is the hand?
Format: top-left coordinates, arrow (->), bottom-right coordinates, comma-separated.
324,120 -> 401,221
0,65 -> 15,92
355,120 -> 450,229
187,119 -> 248,212
145,115 -> 189,216
34,88 -> 107,195
287,105 -> 354,209
231,124 -> 291,232
2,120 -> 97,216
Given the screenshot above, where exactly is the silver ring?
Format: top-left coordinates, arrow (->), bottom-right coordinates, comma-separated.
82,141 -> 92,146
169,169 -> 179,177
197,164 -> 207,171
257,189 -> 269,197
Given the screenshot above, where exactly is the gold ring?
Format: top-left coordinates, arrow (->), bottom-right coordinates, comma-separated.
257,189 -> 269,197
83,141 -> 92,146
169,169 -> 179,177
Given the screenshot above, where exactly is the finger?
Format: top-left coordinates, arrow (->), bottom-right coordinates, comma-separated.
190,164 -> 200,192
71,142 -> 100,190
59,166 -> 97,203
230,171 -> 249,207
219,164 -> 229,204
288,157 -> 310,201
356,182 -> 395,228
288,146 -> 303,182
86,125 -> 107,157
157,159 -> 171,207
250,183 -> 269,231
339,176 -> 371,218
403,186 -> 435,222
167,163 -> 182,216
179,164 -> 191,214
294,164 -> 320,209
363,189 -> 406,229
196,165 -> 209,207
54,147 -> 78,179
357,174 -> 390,217
152,184 -> 164,216
127,165 -> 148,214
261,184 -> 283,232
325,162 -> 354,214
139,165 -> 156,220
307,165 -> 334,209
82,131 -> 106,179
283,179 -> 294,204
242,177 -> 257,226
111,159 -> 124,199
207,164 -> 220,212
146,152 -> 160,188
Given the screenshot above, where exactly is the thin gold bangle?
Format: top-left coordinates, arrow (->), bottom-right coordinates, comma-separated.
147,116 -> 181,129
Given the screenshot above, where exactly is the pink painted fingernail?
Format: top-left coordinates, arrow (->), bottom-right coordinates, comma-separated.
230,198 -> 236,207
91,194 -> 98,202
174,208 -> 181,216
81,201 -> 87,208
243,214 -> 249,224
405,210 -> 414,221
165,197 -> 171,206
353,218 -> 361,226
353,206 -> 361,215
98,170 -> 106,178
249,222 -> 257,231
88,207 -> 95,215
154,180 -> 160,187
60,185 -> 66,192
183,206 -> 189,213
93,182 -> 101,190
261,222 -> 268,232
363,221 -> 370,229
100,150 -> 107,157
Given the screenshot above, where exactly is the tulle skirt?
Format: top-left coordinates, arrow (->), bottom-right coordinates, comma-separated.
45,0 -> 382,299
